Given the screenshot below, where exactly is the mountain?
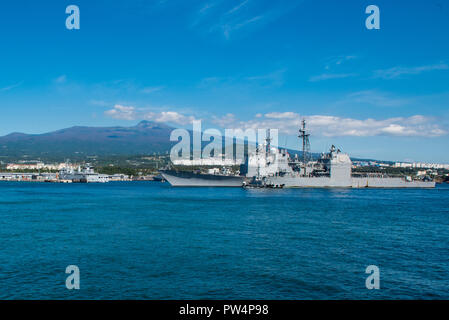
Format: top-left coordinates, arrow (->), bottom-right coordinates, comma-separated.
0,121 -> 175,161
0,121 -> 385,163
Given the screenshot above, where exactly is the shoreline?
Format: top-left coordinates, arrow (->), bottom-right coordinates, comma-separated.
0,179 -> 162,183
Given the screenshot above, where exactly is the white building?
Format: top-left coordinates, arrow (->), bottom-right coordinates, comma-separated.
172,157 -> 243,166
6,162 -> 77,171
394,162 -> 449,170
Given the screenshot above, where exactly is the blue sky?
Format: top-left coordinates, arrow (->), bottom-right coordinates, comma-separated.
0,0 -> 448,162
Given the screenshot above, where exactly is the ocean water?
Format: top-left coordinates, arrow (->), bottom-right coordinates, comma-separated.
0,181 -> 448,300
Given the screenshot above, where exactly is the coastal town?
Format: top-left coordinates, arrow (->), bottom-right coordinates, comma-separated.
1,157 -> 448,184
0,160 -> 163,183
352,160 -> 449,182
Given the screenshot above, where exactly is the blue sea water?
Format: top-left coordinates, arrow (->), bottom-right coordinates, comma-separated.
0,181 -> 448,299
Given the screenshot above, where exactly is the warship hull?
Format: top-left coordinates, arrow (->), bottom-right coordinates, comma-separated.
161,170 -> 244,187
263,176 -> 435,188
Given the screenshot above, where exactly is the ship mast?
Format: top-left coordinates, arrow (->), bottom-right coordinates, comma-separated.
298,119 -> 311,164
266,129 -> 271,154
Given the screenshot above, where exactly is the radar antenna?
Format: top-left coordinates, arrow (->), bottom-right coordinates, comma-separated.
298,119 -> 311,164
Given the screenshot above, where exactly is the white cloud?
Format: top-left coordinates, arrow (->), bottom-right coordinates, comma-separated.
104,104 -> 197,125
105,103 -> 446,138
374,63 -> 449,79
306,115 -> 446,137
104,104 -> 137,121
212,113 -> 237,127
211,112 -> 447,137
148,111 -> 196,124
265,112 -> 298,119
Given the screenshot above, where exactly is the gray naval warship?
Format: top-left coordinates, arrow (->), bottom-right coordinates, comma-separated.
160,169 -> 244,187
59,163 -> 110,183
162,120 -> 435,188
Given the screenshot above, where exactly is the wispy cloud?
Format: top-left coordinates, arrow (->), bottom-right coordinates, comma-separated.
374,63 -> 449,79
226,0 -> 250,15
81,79 -> 167,97
193,0 -> 303,39
220,15 -> 264,39
324,55 -> 357,70
198,76 -> 228,88
89,100 -> 109,107
141,86 -> 165,94
345,90 -> 411,107
310,54 -> 359,81
54,75 -> 67,84
245,68 -> 286,87
0,81 -> 23,92
199,0 -> 223,15
198,68 -> 287,89
309,73 -> 357,82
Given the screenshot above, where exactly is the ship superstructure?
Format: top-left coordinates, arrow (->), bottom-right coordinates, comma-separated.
244,120 -> 435,188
